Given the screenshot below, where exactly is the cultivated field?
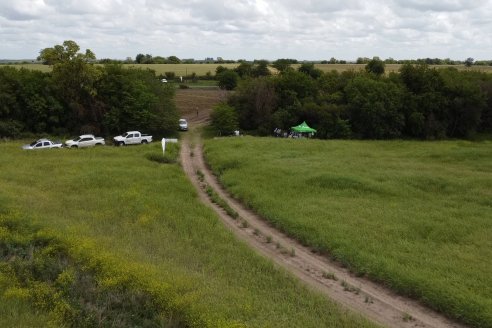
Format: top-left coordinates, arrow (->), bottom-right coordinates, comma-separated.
0,141 -> 376,327
6,63 -> 492,75
204,137 -> 492,327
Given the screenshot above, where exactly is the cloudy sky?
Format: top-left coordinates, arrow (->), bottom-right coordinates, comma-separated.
1,0 -> 492,61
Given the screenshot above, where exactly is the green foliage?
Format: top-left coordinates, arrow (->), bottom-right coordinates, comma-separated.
365,58 -> 385,76
217,70 -> 239,90
38,40 -> 95,65
229,77 -> 278,133
225,61 -> 491,139
298,63 -> 323,79
345,76 -> 404,138
205,137 -> 492,327
0,212 -> 179,327
211,103 -> 239,135
97,64 -> 178,136
0,41 -> 178,137
272,59 -> 297,73
0,142 -> 376,328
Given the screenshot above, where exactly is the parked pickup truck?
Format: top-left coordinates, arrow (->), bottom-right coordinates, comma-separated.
113,131 -> 152,146
22,139 -> 63,150
65,134 -> 105,148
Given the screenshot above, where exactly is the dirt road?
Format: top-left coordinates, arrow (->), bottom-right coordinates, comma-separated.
177,90 -> 465,328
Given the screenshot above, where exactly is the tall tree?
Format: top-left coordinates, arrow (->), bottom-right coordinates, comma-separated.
365,58 -> 385,76
38,40 -> 101,133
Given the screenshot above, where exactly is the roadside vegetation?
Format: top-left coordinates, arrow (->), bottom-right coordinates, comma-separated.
0,41 -> 178,139
204,137 -> 492,327
221,60 -> 492,139
0,141 -> 377,328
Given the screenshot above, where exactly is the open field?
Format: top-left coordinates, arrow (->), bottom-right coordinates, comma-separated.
0,141 -> 376,327
5,62 -> 492,75
204,137 -> 492,327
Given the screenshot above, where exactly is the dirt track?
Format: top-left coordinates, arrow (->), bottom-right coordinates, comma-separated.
177,89 -> 466,328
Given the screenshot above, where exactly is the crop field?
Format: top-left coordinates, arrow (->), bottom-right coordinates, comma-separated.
204,137 -> 492,327
6,62 -> 492,76
0,141 -> 375,327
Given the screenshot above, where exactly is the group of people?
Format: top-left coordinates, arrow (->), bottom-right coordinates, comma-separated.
273,128 -> 313,138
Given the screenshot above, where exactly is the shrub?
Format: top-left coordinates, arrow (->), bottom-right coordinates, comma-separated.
0,120 -> 24,138
211,104 -> 239,136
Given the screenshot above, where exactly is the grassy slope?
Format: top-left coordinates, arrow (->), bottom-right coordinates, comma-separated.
204,137 -> 492,327
0,141 -> 375,328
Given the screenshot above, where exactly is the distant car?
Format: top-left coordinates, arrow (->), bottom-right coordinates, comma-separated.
22,139 -> 63,150
161,78 -> 168,83
65,134 -> 105,148
113,131 -> 152,146
179,118 -> 188,131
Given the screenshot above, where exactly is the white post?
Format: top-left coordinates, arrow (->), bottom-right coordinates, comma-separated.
161,138 -> 178,155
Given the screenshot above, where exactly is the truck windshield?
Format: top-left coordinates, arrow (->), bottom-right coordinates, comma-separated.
121,133 -> 129,138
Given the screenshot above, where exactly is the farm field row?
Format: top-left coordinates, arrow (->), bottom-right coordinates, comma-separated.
6,62 -> 492,75
204,137 -> 492,327
0,141 -> 375,327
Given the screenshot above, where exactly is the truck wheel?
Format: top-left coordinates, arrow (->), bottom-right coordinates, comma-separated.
118,142 -> 125,147
142,140 -> 148,144
72,145 -> 78,148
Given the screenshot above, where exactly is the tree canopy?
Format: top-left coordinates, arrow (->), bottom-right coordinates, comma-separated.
0,40 -> 178,137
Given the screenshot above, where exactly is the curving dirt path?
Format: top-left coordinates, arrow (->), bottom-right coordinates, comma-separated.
177,90 -> 466,328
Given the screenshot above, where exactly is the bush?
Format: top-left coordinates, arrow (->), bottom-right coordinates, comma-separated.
211,104 -> 238,135
0,120 -> 24,138
217,70 -> 239,90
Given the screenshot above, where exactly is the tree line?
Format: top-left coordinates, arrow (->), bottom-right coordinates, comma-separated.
0,41 -> 177,138
216,59 -> 492,139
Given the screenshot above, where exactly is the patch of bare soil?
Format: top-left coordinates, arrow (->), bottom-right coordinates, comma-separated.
176,96 -> 466,328
175,89 -> 229,125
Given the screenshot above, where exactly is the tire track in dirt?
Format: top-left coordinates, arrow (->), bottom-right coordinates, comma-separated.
177,90 -> 466,328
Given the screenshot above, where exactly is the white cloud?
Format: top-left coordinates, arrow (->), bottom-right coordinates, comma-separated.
0,0 -> 492,60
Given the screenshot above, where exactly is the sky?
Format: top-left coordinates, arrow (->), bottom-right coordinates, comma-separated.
1,0 -> 492,61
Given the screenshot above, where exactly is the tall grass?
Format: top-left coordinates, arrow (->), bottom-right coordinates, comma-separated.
204,137 -> 492,327
0,141 -> 376,327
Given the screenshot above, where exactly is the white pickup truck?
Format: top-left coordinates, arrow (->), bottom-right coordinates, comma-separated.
113,131 -> 152,146
65,134 -> 105,148
22,139 -> 63,150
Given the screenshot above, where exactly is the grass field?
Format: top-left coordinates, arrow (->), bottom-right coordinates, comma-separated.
0,141 -> 376,327
6,63 -> 492,75
204,137 -> 492,327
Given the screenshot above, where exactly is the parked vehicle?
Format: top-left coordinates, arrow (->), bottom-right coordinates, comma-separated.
22,139 -> 63,150
65,134 -> 105,148
179,118 -> 188,131
113,131 -> 152,146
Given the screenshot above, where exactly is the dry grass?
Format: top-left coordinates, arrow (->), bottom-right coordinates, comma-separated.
6,63 -> 492,76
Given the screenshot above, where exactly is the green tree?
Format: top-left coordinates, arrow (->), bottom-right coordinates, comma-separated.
234,62 -> 253,78
38,40 -> 95,65
365,58 -> 385,76
38,40 -> 101,133
217,70 -> 239,90
167,56 -> 181,64
464,57 -> 474,67
439,68 -> 485,137
298,63 -> 323,79
211,103 -> 238,135
228,77 -> 278,133
98,64 -> 178,136
252,60 -> 271,77
272,59 -> 296,73
345,76 -> 404,138
399,64 -> 448,138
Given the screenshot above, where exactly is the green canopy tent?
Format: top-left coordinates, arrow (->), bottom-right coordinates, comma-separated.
291,121 -> 317,133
